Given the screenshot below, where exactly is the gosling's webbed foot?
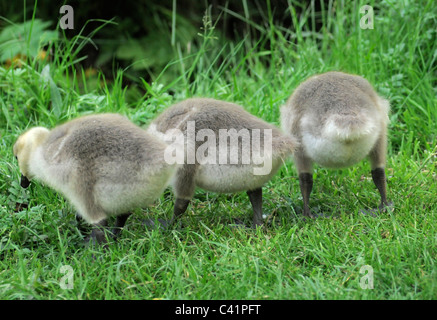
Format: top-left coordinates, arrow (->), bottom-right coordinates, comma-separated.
359,208 -> 378,217
226,218 -> 248,228
303,212 -> 316,220
379,201 -> 394,212
229,218 -> 256,229
85,213 -> 132,246
310,212 -> 332,219
252,221 -> 264,229
297,205 -> 322,220
85,228 -> 111,247
360,201 -> 394,217
84,219 -> 113,247
225,217 -> 265,230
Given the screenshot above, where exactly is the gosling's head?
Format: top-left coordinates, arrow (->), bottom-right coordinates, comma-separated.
13,127 -> 50,188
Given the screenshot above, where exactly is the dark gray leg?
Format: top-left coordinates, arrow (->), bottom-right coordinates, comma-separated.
169,198 -> 191,225
368,132 -> 392,214
111,213 -> 132,238
299,172 -> 314,218
247,188 -> 263,227
371,167 -> 391,210
166,164 -> 196,228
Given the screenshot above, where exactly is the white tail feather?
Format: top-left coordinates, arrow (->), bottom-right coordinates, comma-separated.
323,115 -> 377,141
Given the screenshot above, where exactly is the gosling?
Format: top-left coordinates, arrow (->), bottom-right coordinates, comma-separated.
147,98 -> 297,227
13,113 -> 176,243
280,71 -> 391,217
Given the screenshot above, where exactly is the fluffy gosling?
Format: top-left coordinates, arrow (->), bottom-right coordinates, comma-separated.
13,113 -> 176,243
148,98 -> 297,227
280,71 -> 391,217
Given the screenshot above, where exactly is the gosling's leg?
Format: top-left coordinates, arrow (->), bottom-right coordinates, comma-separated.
368,132 -> 392,212
247,188 -> 263,227
298,172 -> 314,218
111,213 -> 132,238
169,198 -> 191,226
294,150 -> 315,218
143,164 -> 196,229
371,167 -> 391,210
168,164 -> 196,227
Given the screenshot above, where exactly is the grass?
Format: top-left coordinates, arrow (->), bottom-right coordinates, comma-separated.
0,0 -> 436,300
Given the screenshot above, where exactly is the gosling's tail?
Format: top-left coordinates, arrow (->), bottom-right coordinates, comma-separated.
323,113 -> 377,142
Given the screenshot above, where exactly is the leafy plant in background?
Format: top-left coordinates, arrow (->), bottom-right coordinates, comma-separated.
0,19 -> 57,65
0,15 -> 118,127
105,6 -> 197,72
